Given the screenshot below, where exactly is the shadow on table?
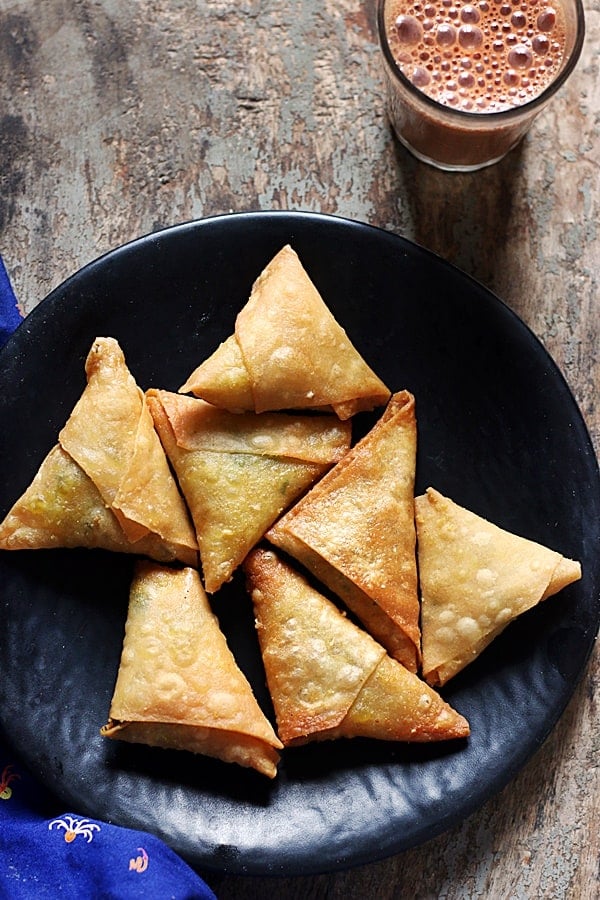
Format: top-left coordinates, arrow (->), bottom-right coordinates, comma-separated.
391,134 -> 526,301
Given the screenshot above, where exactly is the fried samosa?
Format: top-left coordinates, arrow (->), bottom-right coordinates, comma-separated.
0,446 -> 195,564
244,548 -> 469,746
147,389 -> 351,593
179,245 -> 391,419
415,488 -> 582,687
266,391 -> 421,672
101,562 -> 282,777
0,338 -> 198,566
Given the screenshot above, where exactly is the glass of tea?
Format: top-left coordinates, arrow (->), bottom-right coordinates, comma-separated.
377,0 -> 585,171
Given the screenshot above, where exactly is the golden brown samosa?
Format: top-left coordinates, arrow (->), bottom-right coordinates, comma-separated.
147,389 -> 351,593
415,488 -> 582,687
179,245 -> 391,419
244,548 -> 469,746
0,338 -> 198,566
101,561 -> 282,778
0,446 -> 194,564
266,391 -> 421,672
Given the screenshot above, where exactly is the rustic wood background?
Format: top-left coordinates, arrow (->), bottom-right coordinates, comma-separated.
1,1 -> 597,897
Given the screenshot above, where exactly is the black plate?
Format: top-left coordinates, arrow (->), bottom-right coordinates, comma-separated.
1,212 -> 598,876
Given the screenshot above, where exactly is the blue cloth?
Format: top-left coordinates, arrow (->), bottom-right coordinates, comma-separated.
0,256 -> 217,899
0,256 -> 22,349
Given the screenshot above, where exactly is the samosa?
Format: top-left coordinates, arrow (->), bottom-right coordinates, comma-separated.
101,561 -> 282,778
147,389 -> 351,593
179,245 -> 391,419
244,547 -> 469,746
0,338 -> 198,566
266,391 -> 421,672
415,488 -> 582,686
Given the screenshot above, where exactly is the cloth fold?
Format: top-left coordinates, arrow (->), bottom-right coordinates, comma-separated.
0,255 -> 217,899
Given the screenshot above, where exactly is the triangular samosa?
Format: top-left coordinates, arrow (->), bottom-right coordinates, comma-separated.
147,389 -> 351,593
179,245 -> 391,419
0,338 -> 198,566
101,561 -> 282,778
266,391 -> 421,672
244,548 -> 469,746
0,446 -> 195,564
415,488 -> 582,687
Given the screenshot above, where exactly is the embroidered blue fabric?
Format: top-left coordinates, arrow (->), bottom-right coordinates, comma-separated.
0,257 -> 217,900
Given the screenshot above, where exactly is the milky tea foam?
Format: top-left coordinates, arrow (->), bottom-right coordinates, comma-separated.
378,0 -> 584,170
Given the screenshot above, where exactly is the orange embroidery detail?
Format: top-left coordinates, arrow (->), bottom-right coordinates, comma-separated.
48,816 -> 101,843
0,764 -> 20,800
129,847 -> 149,873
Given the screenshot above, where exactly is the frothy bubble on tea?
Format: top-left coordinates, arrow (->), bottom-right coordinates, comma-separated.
386,0 -> 567,112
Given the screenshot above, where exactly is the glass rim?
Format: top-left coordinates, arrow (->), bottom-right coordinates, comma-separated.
377,0 -> 586,124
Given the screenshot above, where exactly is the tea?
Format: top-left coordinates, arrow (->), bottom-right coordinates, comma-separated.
378,0 -> 584,170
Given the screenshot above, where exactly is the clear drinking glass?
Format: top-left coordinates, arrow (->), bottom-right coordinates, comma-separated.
377,0 -> 585,172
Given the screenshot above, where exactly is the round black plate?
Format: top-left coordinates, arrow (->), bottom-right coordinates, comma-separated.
1,212 -> 598,876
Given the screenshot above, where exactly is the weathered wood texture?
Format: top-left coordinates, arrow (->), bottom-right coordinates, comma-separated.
1,1 -> 598,897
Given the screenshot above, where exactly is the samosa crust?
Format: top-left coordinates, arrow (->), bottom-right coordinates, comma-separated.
179,334 -> 254,412
416,488 -> 582,687
101,720 -> 280,777
101,562 -> 282,778
59,337 -> 197,557
0,337 -> 198,566
0,445 -> 196,565
147,389 -> 351,593
0,445 -> 129,552
244,547 -> 469,747
180,245 -> 391,418
153,387 -> 352,462
262,529 -> 418,668
267,390 -> 421,672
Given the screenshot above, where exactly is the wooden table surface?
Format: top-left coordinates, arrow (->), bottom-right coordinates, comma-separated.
1,2 -> 598,897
